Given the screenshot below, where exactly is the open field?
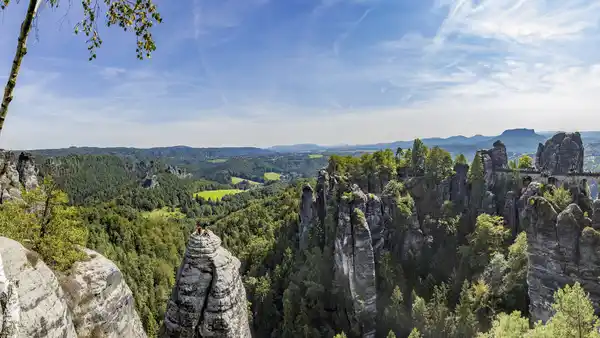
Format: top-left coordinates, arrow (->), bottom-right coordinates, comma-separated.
264,172 -> 281,181
141,207 -> 186,220
308,154 -> 324,159
231,176 -> 260,185
194,189 -> 244,201
207,159 -> 228,163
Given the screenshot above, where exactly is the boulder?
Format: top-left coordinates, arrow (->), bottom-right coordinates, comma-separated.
60,248 -> 146,338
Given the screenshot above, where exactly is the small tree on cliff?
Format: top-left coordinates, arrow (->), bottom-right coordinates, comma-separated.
517,155 -> 533,169
411,139 -> 428,174
0,0 -> 162,137
455,153 -> 468,165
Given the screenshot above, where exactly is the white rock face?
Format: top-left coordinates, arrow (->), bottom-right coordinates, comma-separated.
60,248 -> 147,338
0,250 -> 20,337
0,237 -> 77,338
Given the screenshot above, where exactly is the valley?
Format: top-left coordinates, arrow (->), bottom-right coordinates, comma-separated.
1,130 -> 600,337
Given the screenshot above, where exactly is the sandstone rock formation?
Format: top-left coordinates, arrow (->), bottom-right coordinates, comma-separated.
142,174 -> 159,189
535,132 -> 584,174
316,169 -> 329,227
299,183 -> 316,250
166,165 -> 192,179
503,191 -> 519,236
450,163 -> 469,210
60,248 -> 146,338
479,141 -> 508,191
0,151 -> 38,202
162,229 -> 251,338
0,250 -> 19,337
0,237 -> 78,338
524,197 -> 600,322
366,194 -> 384,255
334,185 -> 377,338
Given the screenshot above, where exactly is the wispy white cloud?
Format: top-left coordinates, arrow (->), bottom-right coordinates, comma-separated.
3,0 -> 600,149
192,0 -> 269,38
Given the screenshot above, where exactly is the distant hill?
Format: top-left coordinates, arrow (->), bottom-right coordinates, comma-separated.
23,128 -> 561,161
25,145 -> 274,160
269,144 -> 325,153
271,128 -> 548,156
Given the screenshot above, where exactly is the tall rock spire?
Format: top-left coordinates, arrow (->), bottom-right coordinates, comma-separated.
162,229 -> 251,338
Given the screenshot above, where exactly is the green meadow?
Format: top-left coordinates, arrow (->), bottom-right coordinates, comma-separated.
231,177 -> 260,185
194,189 -> 244,201
207,158 -> 227,163
264,172 -> 281,181
308,154 -> 324,159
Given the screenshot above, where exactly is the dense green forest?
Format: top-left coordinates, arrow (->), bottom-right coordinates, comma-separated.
1,140 -> 599,337
32,147 -> 329,184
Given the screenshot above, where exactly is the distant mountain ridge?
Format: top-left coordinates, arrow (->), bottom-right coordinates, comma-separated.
270,128 -> 547,155
21,129 -> 592,159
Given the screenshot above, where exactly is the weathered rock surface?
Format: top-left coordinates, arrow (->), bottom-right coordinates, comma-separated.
0,151 -> 39,202
366,194 -> 384,255
479,141 -> 508,191
0,237 -> 77,338
16,153 -> 38,192
535,132 -> 584,174
60,248 -> 146,338
592,200 -> 600,230
334,185 -> 377,338
142,174 -> 159,189
162,230 -> 251,338
316,169 -> 329,227
166,165 -> 192,179
503,191 -> 519,236
0,250 -> 19,337
450,163 -> 469,210
524,198 -> 600,323
299,184 -> 316,250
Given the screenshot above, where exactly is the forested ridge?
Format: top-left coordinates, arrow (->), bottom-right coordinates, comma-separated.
1,137 -> 599,337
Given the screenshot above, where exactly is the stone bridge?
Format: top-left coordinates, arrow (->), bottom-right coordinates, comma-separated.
495,168 -> 600,198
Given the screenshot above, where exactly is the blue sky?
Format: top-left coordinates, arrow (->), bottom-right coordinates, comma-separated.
1,0 -> 600,149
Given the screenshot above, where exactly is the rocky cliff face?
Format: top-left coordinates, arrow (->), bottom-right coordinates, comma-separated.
524,195 -> 600,322
162,229 -> 251,338
333,185 -> 377,338
0,237 -> 148,338
299,184 -> 316,250
0,151 -> 38,202
0,237 -> 78,338
60,248 -> 147,338
535,132 -> 584,174
0,246 -> 20,338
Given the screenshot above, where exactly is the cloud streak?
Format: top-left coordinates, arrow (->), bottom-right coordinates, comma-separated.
2,0 -> 600,149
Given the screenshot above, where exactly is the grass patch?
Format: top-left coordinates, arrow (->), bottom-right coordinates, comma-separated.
308,154 -> 324,159
207,159 -> 227,163
194,189 -> 244,201
142,207 -> 186,220
264,172 -> 281,181
231,177 -> 260,185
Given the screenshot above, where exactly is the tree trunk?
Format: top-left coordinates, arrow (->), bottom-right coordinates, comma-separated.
0,0 -> 42,137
